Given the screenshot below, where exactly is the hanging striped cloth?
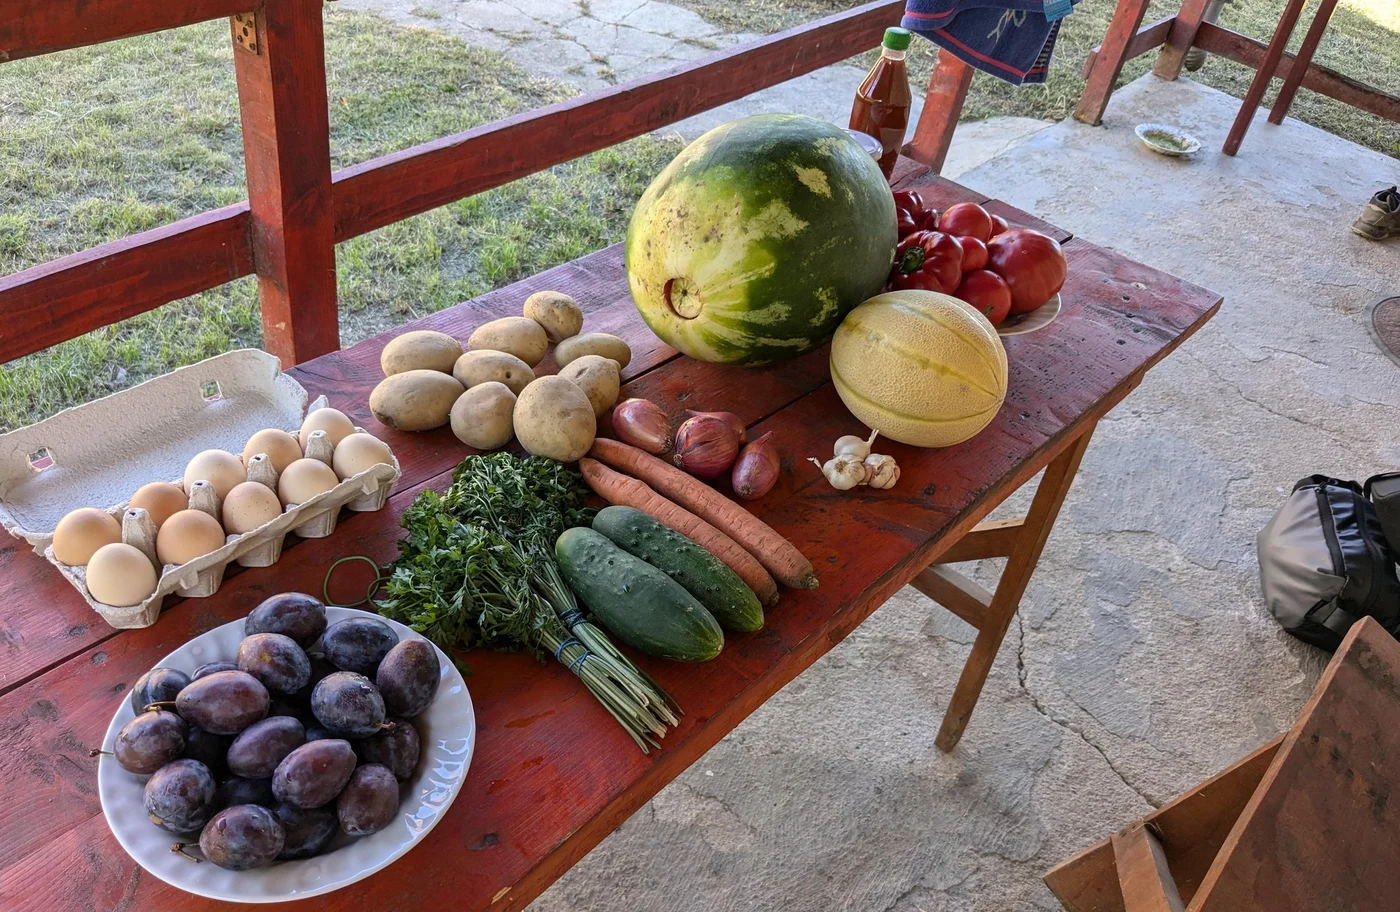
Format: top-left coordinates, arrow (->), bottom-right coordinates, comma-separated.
902,0 -> 1078,86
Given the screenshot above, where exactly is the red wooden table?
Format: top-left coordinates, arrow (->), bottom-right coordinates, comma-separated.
0,160 -> 1220,911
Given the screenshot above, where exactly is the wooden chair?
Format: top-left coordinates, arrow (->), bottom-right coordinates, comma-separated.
1043,616 -> 1400,912
1222,0 -> 1340,155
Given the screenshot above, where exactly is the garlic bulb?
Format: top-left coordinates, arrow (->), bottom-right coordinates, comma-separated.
864,454 -> 900,489
809,454 -> 868,491
834,428 -> 879,459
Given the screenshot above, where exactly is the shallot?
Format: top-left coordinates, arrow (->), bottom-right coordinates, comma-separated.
809,454 -> 868,491
684,409 -> 747,446
673,415 -> 739,480
731,432 -> 780,500
611,398 -> 673,454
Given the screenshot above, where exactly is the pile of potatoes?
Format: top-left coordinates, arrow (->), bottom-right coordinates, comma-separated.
367,291 -> 631,463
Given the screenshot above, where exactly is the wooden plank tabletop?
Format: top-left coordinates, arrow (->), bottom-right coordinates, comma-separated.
0,160 -> 1221,911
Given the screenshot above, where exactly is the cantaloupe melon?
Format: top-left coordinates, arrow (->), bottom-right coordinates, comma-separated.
829,290 -> 1008,447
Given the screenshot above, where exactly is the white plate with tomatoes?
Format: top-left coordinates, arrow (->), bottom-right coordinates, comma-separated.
996,294 -> 1061,336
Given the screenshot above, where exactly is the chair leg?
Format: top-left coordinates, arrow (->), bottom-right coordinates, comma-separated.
1075,0 -> 1153,126
933,426 -> 1096,752
905,51 -> 974,173
1222,0 -> 1308,156
1267,0 -> 1340,125
1153,0 -> 1215,81
1112,823 -> 1187,912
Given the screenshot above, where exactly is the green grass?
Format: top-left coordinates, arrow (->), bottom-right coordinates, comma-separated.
0,9 -> 678,431
668,0 -> 1400,158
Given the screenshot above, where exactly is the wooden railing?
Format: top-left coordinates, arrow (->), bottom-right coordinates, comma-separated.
0,0 -> 921,368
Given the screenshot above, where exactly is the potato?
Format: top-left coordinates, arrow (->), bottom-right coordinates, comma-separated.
523,291 -> 583,343
513,375 -> 596,462
558,355 -> 620,418
468,317 -> 548,367
554,332 -> 631,369
452,349 -> 534,396
369,370 -> 464,432
379,330 -> 462,377
449,382 -> 516,450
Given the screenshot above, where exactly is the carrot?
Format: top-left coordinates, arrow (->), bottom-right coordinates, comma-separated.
579,459 -> 780,606
587,438 -> 818,589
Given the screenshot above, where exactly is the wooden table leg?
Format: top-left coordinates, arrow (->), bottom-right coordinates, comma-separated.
905,51 -> 974,173
921,424 -> 1097,752
1113,823 -> 1187,912
1221,0 -> 1308,156
1267,0 -> 1340,125
1075,0 -> 1153,126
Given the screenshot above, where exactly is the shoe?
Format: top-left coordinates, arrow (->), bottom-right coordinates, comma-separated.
1353,186 -> 1400,240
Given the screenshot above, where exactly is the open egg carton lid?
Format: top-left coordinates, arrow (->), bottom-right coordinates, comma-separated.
0,349 -> 401,629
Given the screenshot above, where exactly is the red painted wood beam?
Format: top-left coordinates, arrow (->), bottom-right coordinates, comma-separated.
233,2 -> 339,364
0,207 -> 252,365
0,0 -> 250,60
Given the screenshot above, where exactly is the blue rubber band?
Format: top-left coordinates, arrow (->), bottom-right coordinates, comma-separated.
568,649 -> 591,674
559,607 -> 585,629
553,636 -> 581,660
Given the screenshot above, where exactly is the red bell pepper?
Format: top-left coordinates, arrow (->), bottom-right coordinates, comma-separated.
893,190 -> 939,238
888,230 -> 964,294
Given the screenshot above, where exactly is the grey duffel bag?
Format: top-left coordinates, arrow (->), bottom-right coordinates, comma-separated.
1257,475 -> 1400,651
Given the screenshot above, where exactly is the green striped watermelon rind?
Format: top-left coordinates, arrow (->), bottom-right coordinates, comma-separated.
625,114 -> 898,365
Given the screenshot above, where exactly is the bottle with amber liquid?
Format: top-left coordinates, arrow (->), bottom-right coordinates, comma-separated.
849,27 -> 912,180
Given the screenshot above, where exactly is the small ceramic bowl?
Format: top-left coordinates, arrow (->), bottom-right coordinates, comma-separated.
1135,123 -> 1201,157
98,607 -> 474,903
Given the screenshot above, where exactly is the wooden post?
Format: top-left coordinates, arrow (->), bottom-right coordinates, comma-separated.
1074,0 -> 1152,126
1221,0 -> 1308,155
1112,824 -> 1187,912
1267,0 -> 1340,125
233,0 -> 339,365
1153,0 -> 1213,80
905,51 -> 973,173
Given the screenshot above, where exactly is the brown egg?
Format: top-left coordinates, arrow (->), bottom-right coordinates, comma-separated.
277,458 -> 340,506
156,509 -> 227,567
86,543 -> 158,607
298,408 -> 356,450
128,482 -> 188,529
222,482 -> 283,535
242,429 -> 303,474
52,507 -> 122,566
183,450 -> 246,501
331,433 -> 395,480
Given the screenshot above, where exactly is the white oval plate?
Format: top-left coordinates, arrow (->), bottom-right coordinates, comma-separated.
1135,122 -> 1201,157
98,606 -> 474,903
997,293 -> 1061,336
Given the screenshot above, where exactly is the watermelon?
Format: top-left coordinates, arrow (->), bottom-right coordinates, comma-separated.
625,114 -> 898,365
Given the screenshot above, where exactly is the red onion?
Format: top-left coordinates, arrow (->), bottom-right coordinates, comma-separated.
731,432 -> 779,500
611,399 -> 672,454
684,409 -> 746,446
673,415 -> 739,480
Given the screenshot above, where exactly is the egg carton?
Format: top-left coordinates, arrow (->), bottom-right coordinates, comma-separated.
0,349 -> 401,629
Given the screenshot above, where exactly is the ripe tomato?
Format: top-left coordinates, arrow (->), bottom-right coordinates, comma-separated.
940,203 -> 993,242
989,214 -> 1010,237
986,229 -> 1067,314
954,236 -> 988,272
955,270 -> 1012,326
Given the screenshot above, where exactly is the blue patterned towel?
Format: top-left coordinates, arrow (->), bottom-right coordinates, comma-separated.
902,0 -> 1079,86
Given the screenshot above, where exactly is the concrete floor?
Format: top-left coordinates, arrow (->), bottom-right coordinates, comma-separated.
522,75 -> 1400,911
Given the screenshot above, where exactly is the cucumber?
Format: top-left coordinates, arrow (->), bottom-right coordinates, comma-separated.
555,527 -> 723,662
591,506 -> 765,633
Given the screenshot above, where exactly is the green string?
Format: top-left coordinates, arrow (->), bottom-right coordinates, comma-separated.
323,554 -> 387,609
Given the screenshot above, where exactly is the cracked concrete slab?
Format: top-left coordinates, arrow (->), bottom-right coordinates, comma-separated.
527,74 -> 1400,910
